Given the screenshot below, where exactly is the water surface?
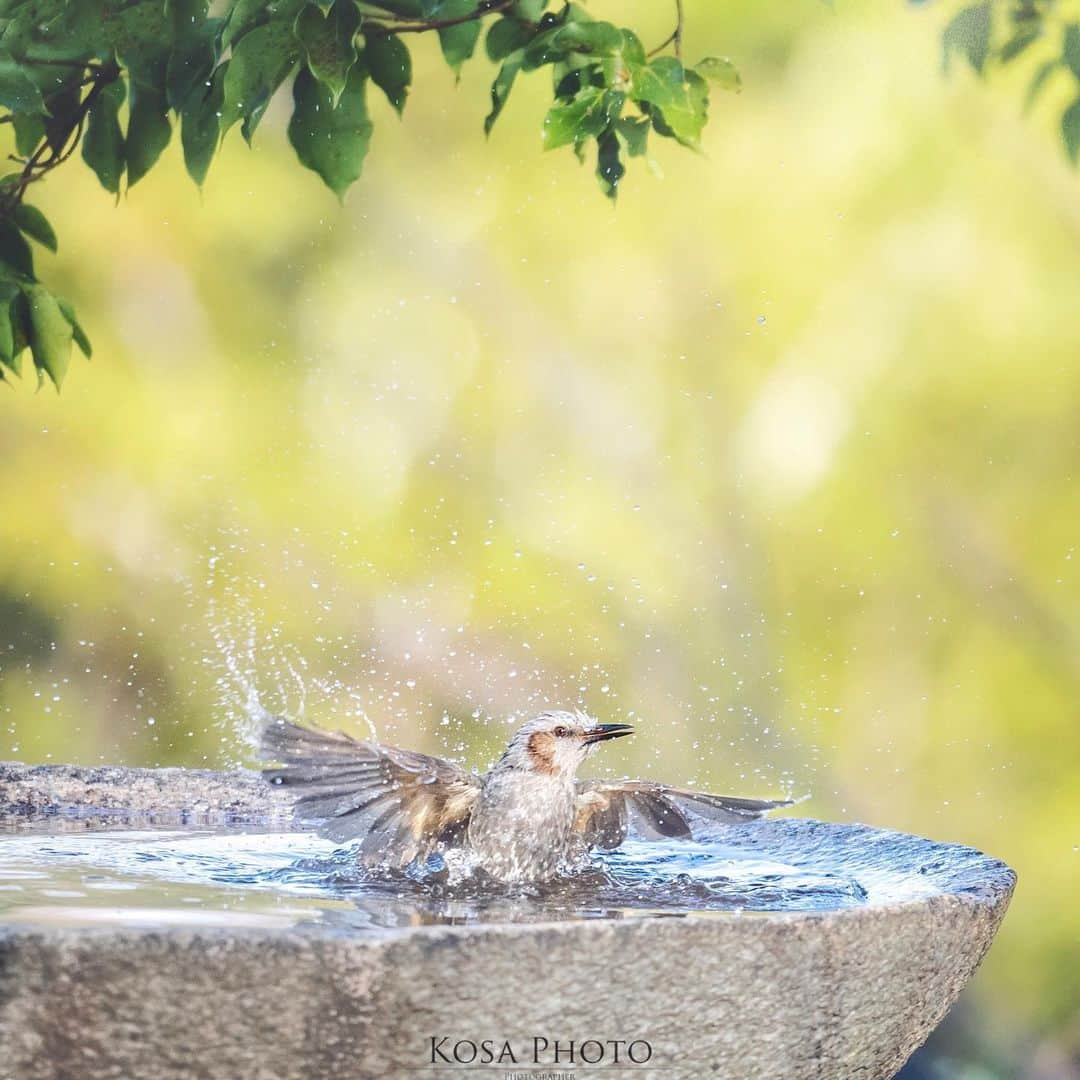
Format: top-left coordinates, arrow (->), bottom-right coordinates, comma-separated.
0,817 -> 950,933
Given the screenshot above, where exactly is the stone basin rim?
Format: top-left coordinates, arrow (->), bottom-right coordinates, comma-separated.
0,880 -> 1016,953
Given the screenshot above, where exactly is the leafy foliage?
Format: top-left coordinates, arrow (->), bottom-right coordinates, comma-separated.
942,0 -> 1080,164
0,0 -> 740,389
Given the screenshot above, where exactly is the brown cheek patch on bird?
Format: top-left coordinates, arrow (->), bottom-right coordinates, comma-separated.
526,732 -> 558,775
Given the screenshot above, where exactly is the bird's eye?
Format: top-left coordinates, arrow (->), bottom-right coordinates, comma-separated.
553,726 -> 569,738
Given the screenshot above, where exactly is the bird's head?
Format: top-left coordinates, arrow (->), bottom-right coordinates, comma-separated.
498,710 -> 634,779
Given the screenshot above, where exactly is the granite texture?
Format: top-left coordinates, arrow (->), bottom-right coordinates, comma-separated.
0,763 -> 1016,1080
0,761 -> 290,825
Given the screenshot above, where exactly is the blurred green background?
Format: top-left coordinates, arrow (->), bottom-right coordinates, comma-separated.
1,0 -> 1077,1074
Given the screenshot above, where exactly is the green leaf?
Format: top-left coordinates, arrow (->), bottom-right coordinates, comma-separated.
106,1 -> 172,89
542,85 -> 622,150
221,0 -> 268,48
0,2 -> 105,65
671,70 -> 709,146
1064,24 -> 1080,80
510,0 -> 547,20
23,283 -> 72,390
0,289 -> 15,372
82,79 -> 126,195
615,115 -> 648,157
365,32 -> 410,114
552,19 -> 622,56
633,58 -> 708,148
127,80 -> 172,188
58,297 -> 91,358
543,85 -> 598,149
181,60 -> 227,185
287,63 -> 372,198
595,126 -> 622,200
485,48 -> 524,135
295,1 -> 358,99
41,78 -> 85,160
1024,59 -> 1059,113
12,112 -> 44,157
631,56 -> 682,103
365,0 -> 426,15
553,64 -> 598,100
439,13 -> 482,76
1062,96 -> 1080,163
369,0 -> 426,15
7,288 -> 29,372
0,221 -> 34,278
521,28 -> 567,71
696,56 -> 740,93
486,17 -> 532,63
168,0 -> 211,30
166,18 -> 219,111
12,203 -> 56,252
942,2 -> 992,75
0,49 -> 46,113
998,28 -> 1039,63
618,29 -> 645,65
0,308 -> 27,377
222,20 -> 301,142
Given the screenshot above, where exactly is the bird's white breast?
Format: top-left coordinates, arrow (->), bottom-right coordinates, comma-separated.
467,770 -> 578,882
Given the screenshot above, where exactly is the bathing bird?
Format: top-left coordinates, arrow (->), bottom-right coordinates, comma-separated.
260,711 -> 792,883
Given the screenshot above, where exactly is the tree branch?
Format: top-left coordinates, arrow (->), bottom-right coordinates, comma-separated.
364,0 -> 514,36
0,60 -> 121,221
648,0 -> 684,59
9,54 -> 98,70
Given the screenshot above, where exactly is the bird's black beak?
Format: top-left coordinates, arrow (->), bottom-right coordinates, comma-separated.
581,723 -> 634,745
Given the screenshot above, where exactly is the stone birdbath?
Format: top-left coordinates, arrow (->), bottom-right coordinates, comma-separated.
0,761 -> 1015,1080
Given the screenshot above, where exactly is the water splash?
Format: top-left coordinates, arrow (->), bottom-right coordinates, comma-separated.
0,822 -> 906,933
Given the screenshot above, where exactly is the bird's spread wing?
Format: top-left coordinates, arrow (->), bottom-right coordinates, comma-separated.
574,779 -> 792,851
259,718 -> 481,867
